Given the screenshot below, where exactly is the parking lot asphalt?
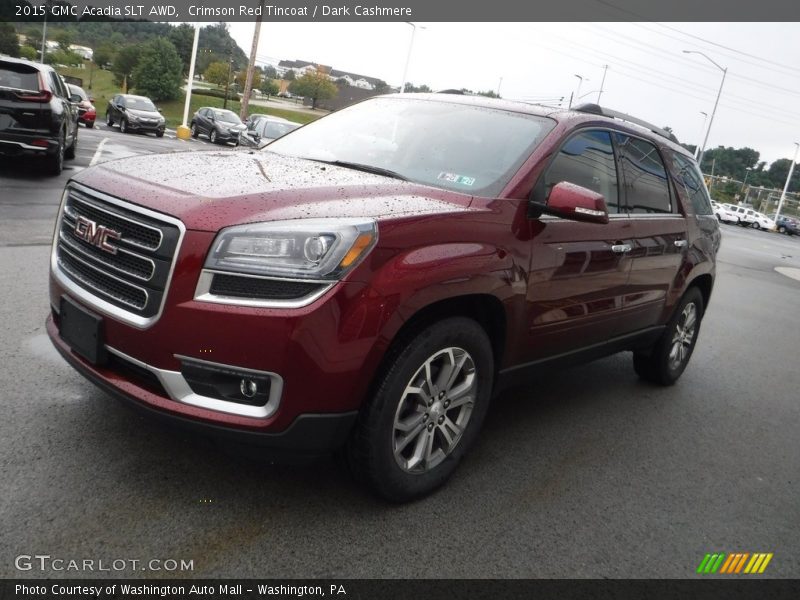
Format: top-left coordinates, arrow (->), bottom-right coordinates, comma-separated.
0,143 -> 799,579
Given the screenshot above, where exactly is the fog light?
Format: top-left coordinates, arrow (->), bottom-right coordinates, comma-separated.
240,378 -> 258,398
180,359 -> 271,407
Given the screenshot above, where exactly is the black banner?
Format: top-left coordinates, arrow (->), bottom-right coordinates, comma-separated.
3,0 -> 800,23
3,580 -> 800,600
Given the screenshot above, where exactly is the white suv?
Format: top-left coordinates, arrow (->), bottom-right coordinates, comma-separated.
712,202 -> 739,224
730,205 -> 756,226
751,212 -> 776,231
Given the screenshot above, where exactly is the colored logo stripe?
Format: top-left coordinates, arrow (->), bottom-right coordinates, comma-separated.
698,553 -> 773,574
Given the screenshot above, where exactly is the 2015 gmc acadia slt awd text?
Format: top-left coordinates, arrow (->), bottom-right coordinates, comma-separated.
47,95 -> 720,501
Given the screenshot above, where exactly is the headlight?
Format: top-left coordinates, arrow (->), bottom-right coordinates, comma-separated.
127,113 -> 139,122
204,218 -> 378,280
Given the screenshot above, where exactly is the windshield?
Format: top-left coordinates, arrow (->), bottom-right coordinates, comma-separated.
127,97 -> 157,112
263,121 -> 300,140
214,110 -> 241,124
267,97 -> 555,197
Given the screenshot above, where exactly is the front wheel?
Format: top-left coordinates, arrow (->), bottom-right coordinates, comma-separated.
106,112 -> 113,127
633,287 -> 704,386
752,222 -> 760,230
119,119 -> 128,134
210,129 -> 218,144
346,317 -> 494,502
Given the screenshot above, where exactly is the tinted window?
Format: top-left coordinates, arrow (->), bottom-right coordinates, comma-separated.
269,97 -> 555,197
263,121 -> 299,140
673,153 -> 713,215
615,134 -> 672,213
212,109 -> 241,124
542,130 -> 619,212
0,62 -> 40,91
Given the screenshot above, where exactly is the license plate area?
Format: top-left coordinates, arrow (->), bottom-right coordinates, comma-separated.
59,296 -> 107,365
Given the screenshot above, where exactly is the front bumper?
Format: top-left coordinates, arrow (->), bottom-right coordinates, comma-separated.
47,315 -> 358,456
126,120 -> 164,133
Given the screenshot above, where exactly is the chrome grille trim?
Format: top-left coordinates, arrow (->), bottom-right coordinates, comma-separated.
58,228 -> 156,282
58,243 -> 149,310
51,183 -> 186,329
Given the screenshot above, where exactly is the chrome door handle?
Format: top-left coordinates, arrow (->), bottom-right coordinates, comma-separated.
611,244 -> 632,254
674,240 -> 688,248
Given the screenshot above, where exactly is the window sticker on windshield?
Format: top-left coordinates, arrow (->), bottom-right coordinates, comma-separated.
438,172 -> 476,186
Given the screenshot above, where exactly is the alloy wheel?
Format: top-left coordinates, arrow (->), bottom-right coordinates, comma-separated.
392,347 -> 476,473
668,303 -> 697,371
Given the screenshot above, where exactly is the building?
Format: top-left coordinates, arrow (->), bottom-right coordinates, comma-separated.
276,59 -> 383,91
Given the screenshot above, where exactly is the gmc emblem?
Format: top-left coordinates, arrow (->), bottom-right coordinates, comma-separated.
73,215 -> 121,254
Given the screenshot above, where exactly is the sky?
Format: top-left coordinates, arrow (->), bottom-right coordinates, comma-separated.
225,22 -> 800,166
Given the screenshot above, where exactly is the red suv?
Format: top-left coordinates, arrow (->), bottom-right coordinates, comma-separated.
47,95 -> 720,501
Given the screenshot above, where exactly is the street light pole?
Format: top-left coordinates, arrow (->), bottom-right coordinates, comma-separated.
695,111 -> 707,160
683,50 -> 727,172
774,142 -> 799,221
597,65 -> 608,104
399,22 -> 423,94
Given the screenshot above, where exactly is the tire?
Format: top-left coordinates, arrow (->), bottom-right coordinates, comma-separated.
46,130 -> 65,176
106,112 -> 113,127
190,123 -> 198,138
85,120 -> 94,129
65,126 -> 77,160
119,119 -> 128,134
633,287 -> 704,386
752,222 -> 760,230
156,130 -> 164,138
210,129 -> 217,144
778,226 -> 786,234
346,317 -> 494,502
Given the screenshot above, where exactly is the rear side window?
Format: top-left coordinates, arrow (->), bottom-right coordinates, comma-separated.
0,62 -> 40,91
49,72 -> 67,98
673,153 -> 713,215
615,134 -> 672,214
541,130 -> 620,212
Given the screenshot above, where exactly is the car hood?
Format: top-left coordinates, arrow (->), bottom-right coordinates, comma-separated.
70,150 -> 474,231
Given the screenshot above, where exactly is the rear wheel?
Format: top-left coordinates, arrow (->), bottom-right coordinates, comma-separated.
633,287 -> 704,386
346,317 -> 493,502
752,222 -> 760,230
46,131 -> 65,176
779,226 -> 787,234
65,126 -> 77,159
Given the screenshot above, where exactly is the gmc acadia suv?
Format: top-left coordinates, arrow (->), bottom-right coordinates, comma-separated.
47,95 -> 720,501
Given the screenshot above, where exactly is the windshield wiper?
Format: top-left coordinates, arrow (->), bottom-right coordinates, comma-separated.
308,159 -> 408,181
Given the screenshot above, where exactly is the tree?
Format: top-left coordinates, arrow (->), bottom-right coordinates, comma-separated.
235,68 -> 262,91
262,65 -> 278,79
0,22 -> 20,58
477,90 -> 501,98
169,24 -> 195,75
335,77 -> 350,87
93,43 -> 115,69
372,79 -> 391,94
204,61 -> 232,87
132,39 -> 183,102
55,30 -> 74,53
19,46 -> 37,61
45,49 -> 83,67
112,45 -> 143,90
284,69 -> 296,81
289,69 -> 337,109
260,79 -> 279,97
403,82 -> 431,93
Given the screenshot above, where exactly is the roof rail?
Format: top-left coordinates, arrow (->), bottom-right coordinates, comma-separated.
573,103 -> 680,144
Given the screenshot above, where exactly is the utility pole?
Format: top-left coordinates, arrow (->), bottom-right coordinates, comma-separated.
240,0 -> 264,121
39,2 -> 48,64
597,65 -> 608,104
775,142 -> 799,222
223,44 -> 234,110
176,23 -> 201,140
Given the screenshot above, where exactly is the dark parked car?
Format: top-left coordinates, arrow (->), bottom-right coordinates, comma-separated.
106,94 -> 165,137
0,56 -> 78,175
67,83 -> 96,129
190,107 -> 246,145
774,215 -> 799,235
48,95 -> 720,501
239,115 -> 301,148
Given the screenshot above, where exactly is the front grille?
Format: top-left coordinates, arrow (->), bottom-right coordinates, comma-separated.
209,273 -> 324,300
55,186 -> 182,320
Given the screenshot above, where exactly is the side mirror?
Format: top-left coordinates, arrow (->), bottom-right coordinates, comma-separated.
157,108 -> 162,113
89,97 -> 95,103
529,182 -> 609,225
